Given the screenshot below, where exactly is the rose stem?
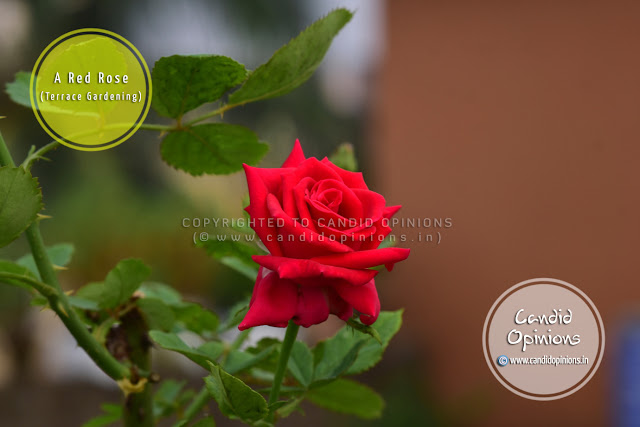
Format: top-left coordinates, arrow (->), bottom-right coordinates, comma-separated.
268,321 -> 300,416
0,130 -> 130,382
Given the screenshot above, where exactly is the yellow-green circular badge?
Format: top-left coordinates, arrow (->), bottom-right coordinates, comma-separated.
30,29 -> 151,151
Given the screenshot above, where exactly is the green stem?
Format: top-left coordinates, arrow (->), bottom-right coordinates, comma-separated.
268,321 -> 300,408
184,103 -> 237,126
174,386 -> 210,427
122,309 -> 154,427
0,130 -> 129,381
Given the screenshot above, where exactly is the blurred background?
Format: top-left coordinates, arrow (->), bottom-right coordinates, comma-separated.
1,0 -> 639,425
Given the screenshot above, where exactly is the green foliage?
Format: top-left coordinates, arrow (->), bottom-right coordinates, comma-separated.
198,237 -> 261,281
224,343 -> 278,375
287,341 -> 313,388
75,259 -> 151,309
149,331 -> 224,369
4,71 -> 31,108
205,363 -> 269,424
17,243 -> 74,280
329,143 -> 358,172
307,379 -> 384,420
153,380 -> 194,419
173,302 -> 219,334
161,124 -> 268,176
81,403 -> 122,427
192,417 -> 216,427
345,310 -> 403,374
136,297 -> 175,331
0,260 -> 38,289
0,167 -> 42,248
228,9 -> 353,105
0,8 -> 408,427
152,55 -> 247,119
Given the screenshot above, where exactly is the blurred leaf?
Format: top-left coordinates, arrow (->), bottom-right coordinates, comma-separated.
288,341 -> 313,388
307,378 -> 384,419
81,403 -> 122,427
5,71 -> 31,108
192,417 -> 216,427
218,298 -> 250,332
138,282 -> 182,306
0,260 -> 38,290
17,243 -> 74,280
275,396 -> 304,419
0,167 -> 42,248
152,55 -> 247,119
198,237 -> 260,281
150,331 -> 223,369
137,297 -> 175,331
161,123 -> 268,176
75,259 -> 151,309
153,379 -> 188,418
219,257 -> 259,281
205,363 -> 268,423
328,143 -> 358,172
224,344 -> 277,375
228,9 -> 353,105
173,302 -> 219,334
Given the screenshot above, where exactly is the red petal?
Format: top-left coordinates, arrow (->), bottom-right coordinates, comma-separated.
252,255 -> 378,287
321,157 -> 369,189
282,139 -> 306,168
333,280 -> 380,325
311,247 -> 410,271
266,193 -> 353,258
238,269 -> 297,330
293,287 -> 330,327
326,287 -> 353,320
243,164 -> 286,256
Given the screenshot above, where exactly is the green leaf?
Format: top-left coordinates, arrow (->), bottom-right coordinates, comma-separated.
75,259 -> 151,309
205,363 -> 269,423
81,403 -> 122,427
288,341 -> 313,388
0,167 -> 43,248
161,123 -> 268,176
153,379 -> 187,418
192,417 -> 216,427
228,9 -> 353,105
5,71 -> 31,108
17,243 -> 74,280
275,396 -> 304,419
173,302 -> 219,334
218,298 -> 250,332
312,339 -> 364,384
149,330 -> 223,369
219,257 -> 259,281
346,310 -> 403,374
198,237 -> 261,281
328,143 -> 358,172
224,344 -> 277,375
138,281 -> 182,306
306,378 -> 384,420
346,317 -> 382,344
0,260 -> 38,290
137,297 -> 175,331
152,55 -> 247,118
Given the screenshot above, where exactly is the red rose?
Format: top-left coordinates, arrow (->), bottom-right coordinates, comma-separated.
238,140 -> 410,330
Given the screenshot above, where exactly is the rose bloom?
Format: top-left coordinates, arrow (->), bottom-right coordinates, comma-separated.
239,141 -> 410,330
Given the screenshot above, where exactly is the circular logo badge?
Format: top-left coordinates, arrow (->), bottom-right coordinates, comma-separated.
483,278 -> 604,400
30,29 -> 151,151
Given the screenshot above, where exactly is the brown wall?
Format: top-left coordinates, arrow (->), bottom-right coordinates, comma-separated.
375,1 -> 640,425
